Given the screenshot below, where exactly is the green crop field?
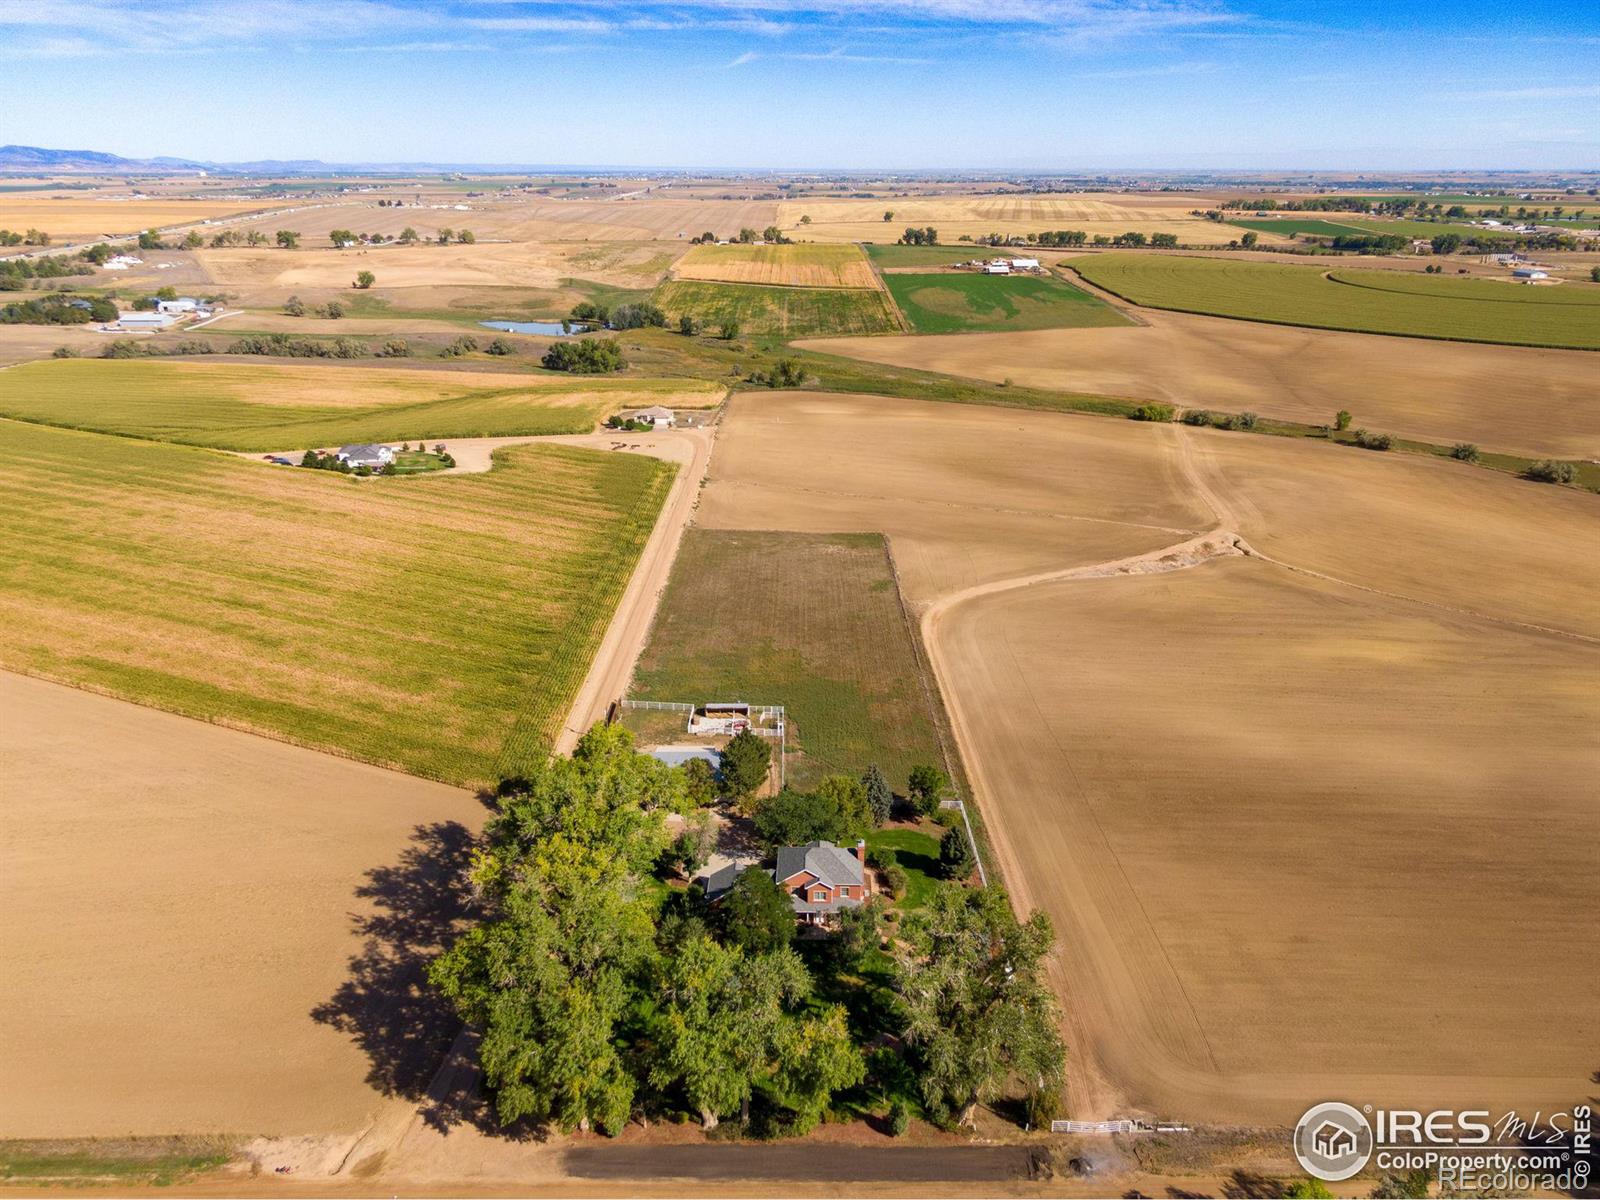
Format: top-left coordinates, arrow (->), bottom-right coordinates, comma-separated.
0,419 -> 674,786
863,243 -> 980,267
1334,218 -> 1515,240
653,280 -> 900,337
1225,218 -> 1369,238
0,358 -> 718,451
1072,254 -> 1600,350
628,529 -> 948,791
883,270 -> 1131,334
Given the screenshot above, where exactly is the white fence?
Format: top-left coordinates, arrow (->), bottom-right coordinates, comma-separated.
1049,1119 -> 1190,1135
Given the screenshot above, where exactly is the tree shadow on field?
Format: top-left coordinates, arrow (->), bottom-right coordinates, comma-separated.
312,820 -> 489,1130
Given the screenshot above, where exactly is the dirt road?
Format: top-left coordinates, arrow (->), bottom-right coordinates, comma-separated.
548,427 -> 715,752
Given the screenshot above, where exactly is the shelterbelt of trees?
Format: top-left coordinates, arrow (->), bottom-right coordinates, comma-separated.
429,725 -> 1067,1138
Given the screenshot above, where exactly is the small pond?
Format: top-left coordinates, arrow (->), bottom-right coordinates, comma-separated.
478,319 -> 577,336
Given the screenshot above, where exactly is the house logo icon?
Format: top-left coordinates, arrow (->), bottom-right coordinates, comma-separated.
1294,1101 -> 1374,1181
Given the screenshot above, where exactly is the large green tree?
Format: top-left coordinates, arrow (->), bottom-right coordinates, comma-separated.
896,884 -> 1065,1126
752,777 -> 869,850
429,834 -> 653,1133
719,728 -> 771,802
863,763 -> 893,826
651,935 -> 861,1129
720,866 -> 794,955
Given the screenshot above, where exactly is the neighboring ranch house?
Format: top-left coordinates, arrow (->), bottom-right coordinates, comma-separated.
155,297 -> 198,314
983,260 -> 1012,274
629,405 -> 676,428
702,839 -> 870,926
335,443 -> 396,469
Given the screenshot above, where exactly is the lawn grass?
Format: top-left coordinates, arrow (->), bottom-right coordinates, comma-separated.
0,358 -> 718,451
863,243 -> 981,267
866,826 -> 943,909
0,420 -> 675,786
628,530 -> 948,791
1072,253 -> 1600,350
674,243 -> 876,289
0,1137 -> 236,1187
883,270 -> 1130,334
653,280 -> 900,337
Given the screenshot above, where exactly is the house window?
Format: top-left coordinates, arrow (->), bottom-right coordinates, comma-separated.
812,888 -> 828,901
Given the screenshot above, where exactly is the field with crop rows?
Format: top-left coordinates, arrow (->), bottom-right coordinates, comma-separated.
628,529 -> 947,790
883,271 -> 1131,334
0,359 -> 719,450
863,243 -> 981,267
0,420 -> 674,786
1072,253 -> 1600,349
673,242 -> 877,288
653,279 -> 900,336
1224,218 -> 1368,238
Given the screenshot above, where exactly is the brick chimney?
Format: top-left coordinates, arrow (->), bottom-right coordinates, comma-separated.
851,839 -> 865,863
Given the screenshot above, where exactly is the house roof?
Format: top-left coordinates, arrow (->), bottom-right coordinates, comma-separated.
632,405 -> 674,419
702,862 -> 741,900
337,443 -> 388,458
775,840 -> 862,890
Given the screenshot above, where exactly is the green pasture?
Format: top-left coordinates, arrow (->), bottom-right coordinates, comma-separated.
863,243 -> 979,267
628,529 -> 947,791
0,420 -> 674,786
883,270 -> 1130,334
0,358 -> 713,450
1071,254 -> 1600,350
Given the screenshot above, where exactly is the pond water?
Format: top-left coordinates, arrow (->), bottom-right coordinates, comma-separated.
478,319 -> 575,336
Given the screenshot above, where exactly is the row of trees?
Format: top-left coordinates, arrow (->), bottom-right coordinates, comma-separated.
898,226 -> 939,245
429,725 -> 1066,1137
688,226 -> 788,245
0,228 -> 49,246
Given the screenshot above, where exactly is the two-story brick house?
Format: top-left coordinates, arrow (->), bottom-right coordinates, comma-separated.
702,839 -> 870,926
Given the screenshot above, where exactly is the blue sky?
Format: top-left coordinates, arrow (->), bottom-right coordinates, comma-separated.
0,0 -> 1595,169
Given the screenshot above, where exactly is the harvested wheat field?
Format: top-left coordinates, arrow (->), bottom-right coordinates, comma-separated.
673,242 -> 878,288
196,239 -> 681,301
799,307 -> 1600,458
0,671 -> 486,1138
702,391 -> 1600,1125
777,193 -> 1237,245
261,195 -> 788,245
0,195 -> 274,241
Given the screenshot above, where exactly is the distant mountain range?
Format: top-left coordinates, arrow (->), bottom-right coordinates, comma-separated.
0,144 -> 636,176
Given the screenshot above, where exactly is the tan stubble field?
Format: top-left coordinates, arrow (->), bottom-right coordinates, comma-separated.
799,306 -> 1600,460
